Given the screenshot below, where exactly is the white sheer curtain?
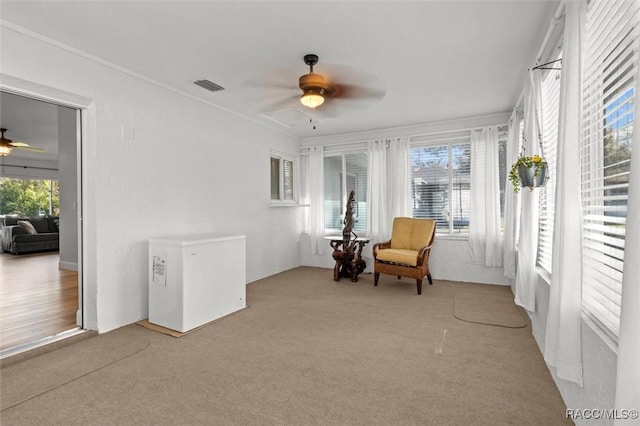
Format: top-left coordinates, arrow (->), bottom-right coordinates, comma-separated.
615,46 -> 640,417
467,126 -> 503,266
503,110 -> 521,279
367,139 -> 389,244
308,146 -> 325,255
388,136 -> 412,220
544,0 -> 584,386
514,72 -> 542,312
299,153 -> 310,234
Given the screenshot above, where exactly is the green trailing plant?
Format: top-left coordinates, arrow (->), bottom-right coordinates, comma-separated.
509,155 -> 547,193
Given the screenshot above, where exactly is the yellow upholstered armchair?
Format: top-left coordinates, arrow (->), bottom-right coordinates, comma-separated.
372,217 -> 436,295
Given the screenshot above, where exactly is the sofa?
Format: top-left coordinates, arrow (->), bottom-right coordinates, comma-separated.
1,216 -> 60,254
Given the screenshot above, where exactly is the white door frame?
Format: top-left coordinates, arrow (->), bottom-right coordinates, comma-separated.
0,72 -> 95,330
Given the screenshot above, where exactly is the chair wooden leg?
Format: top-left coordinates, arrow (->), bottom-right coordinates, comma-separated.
374,272 -> 380,286
427,273 -> 433,285
416,279 -> 422,295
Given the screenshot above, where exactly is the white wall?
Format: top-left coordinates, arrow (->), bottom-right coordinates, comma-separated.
527,277 -> 617,425
1,24 -> 303,333
57,105 -> 78,270
300,233 -> 510,285
299,112 -> 512,286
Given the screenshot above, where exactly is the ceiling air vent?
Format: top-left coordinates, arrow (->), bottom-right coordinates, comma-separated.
194,79 -> 224,92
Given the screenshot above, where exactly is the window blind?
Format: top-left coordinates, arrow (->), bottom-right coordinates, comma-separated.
537,54 -> 562,273
323,152 -> 368,233
411,131 -> 472,233
581,0 -> 639,340
283,159 -> 294,201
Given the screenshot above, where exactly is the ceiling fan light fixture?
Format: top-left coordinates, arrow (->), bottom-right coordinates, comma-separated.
300,89 -> 325,108
0,135 -> 13,156
0,144 -> 12,156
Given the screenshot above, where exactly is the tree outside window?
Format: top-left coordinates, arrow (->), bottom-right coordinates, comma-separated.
0,178 -> 59,217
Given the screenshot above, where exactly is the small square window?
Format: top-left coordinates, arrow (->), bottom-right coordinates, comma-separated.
270,153 -> 296,204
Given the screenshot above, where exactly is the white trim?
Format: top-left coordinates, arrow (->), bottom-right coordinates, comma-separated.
301,112 -> 510,147
59,261 -> 78,271
0,20 -> 296,139
536,265 -> 552,286
0,327 -> 85,360
1,74 -> 94,330
581,313 -> 618,355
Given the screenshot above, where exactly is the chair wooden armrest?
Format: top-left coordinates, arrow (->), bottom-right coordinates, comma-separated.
416,243 -> 433,266
372,240 -> 391,258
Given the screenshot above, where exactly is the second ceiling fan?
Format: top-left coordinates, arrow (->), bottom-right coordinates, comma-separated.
0,128 -> 45,157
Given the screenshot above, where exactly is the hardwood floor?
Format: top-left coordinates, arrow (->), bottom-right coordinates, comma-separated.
0,252 -> 78,351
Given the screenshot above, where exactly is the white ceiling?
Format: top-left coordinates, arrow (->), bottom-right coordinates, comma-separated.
0,92 -> 60,162
0,0 -> 559,143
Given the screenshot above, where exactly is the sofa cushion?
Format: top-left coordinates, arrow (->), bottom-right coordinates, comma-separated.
18,220 -> 38,235
376,248 -> 420,267
48,216 -> 60,232
3,216 -> 27,227
390,217 -> 435,250
29,218 -> 52,233
14,233 -> 59,243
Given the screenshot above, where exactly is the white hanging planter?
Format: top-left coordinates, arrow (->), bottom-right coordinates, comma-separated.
509,155 -> 549,193
518,162 -> 548,189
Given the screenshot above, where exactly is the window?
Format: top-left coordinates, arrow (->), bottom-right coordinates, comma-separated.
411,133 -> 471,233
0,177 -> 60,217
581,0 -> 639,340
270,153 -> 295,203
537,53 -> 562,273
498,133 -> 508,221
323,152 -> 368,234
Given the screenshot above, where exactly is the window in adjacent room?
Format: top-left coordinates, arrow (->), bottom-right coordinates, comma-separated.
0,177 -> 60,217
270,152 -> 295,203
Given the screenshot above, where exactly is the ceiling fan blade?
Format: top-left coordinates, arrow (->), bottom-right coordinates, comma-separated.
14,146 -> 45,153
245,81 -> 295,91
335,84 -> 386,101
321,63 -> 383,87
9,141 -> 30,147
259,94 -> 300,112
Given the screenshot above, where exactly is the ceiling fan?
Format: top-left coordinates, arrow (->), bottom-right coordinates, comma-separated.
259,54 -> 386,117
0,128 -> 45,157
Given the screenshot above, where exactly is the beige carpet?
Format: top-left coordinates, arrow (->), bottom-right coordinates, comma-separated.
453,288 -> 528,328
0,267 -> 571,425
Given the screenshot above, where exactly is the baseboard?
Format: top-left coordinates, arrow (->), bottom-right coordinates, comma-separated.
59,260 -> 78,271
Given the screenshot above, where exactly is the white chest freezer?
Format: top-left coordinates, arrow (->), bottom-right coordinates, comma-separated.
148,234 -> 246,332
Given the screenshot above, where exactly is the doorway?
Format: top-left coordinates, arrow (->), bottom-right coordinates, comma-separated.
0,91 -> 83,355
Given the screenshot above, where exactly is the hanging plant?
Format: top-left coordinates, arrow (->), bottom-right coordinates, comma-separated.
509,155 -> 548,193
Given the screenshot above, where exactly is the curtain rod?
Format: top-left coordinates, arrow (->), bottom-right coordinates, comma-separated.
514,0 -> 566,109
530,58 -> 562,71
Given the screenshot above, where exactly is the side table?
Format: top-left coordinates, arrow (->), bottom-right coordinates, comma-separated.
324,236 -> 370,282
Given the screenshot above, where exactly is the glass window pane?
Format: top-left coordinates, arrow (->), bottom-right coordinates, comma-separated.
324,156 -> 343,230
282,159 -> 294,201
451,144 -> 471,232
0,178 -> 59,217
270,157 -> 280,200
411,146 -> 450,230
323,152 -> 368,233
345,153 -> 368,233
